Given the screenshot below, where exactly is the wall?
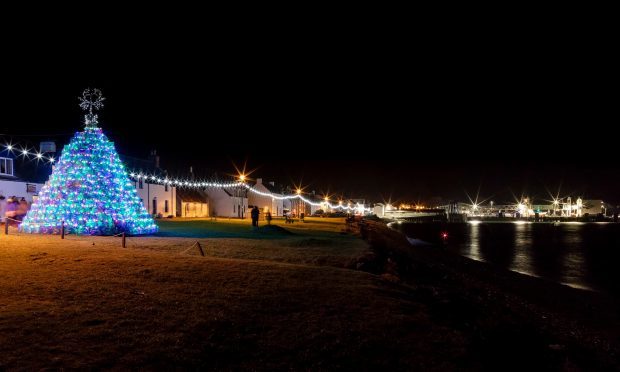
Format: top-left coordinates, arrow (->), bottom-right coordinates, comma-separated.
0,180 -> 43,203
133,180 -> 176,217
208,188 -> 248,218
248,179 -> 284,216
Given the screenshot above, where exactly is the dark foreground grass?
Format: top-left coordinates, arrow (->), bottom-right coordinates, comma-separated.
0,233 -> 464,370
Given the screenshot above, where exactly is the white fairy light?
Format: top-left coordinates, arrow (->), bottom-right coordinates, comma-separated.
1,139 -> 370,212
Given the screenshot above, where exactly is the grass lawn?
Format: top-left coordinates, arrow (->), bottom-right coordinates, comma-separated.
0,218 -> 467,370
155,216 -> 350,238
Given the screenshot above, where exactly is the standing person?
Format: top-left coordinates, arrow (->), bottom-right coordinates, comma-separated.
251,206 -> 259,227
0,195 -> 6,224
266,211 -> 272,225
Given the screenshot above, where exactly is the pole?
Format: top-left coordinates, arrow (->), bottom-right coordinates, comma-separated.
4,220 -> 8,235
122,232 -> 126,248
61,221 -> 65,239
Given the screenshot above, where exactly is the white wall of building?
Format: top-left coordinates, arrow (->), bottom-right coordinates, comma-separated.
0,180 -> 44,203
208,188 -> 248,218
248,179 -> 284,216
133,180 -> 177,217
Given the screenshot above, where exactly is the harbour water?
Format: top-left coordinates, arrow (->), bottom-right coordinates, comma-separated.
397,221 -> 620,295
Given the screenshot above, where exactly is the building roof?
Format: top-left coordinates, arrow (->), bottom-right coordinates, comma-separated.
120,154 -> 167,178
253,179 -> 286,195
263,182 -> 285,194
176,188 -> 209,203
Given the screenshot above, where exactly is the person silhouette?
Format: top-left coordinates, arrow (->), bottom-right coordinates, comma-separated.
251,206 -> 260,227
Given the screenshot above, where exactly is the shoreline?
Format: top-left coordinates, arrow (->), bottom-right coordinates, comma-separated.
358,220 -> 620,370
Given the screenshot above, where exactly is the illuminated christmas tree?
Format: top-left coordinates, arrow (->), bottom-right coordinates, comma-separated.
20,89 -> 158,235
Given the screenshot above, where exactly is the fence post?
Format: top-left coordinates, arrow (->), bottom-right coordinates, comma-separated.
122,232 -> 126,248
61,221 -> 65,239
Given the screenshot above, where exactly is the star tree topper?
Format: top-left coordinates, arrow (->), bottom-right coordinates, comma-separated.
79,88 -> 105,128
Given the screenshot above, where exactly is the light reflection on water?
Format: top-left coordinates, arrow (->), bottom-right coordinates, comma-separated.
399,222 -> 620,295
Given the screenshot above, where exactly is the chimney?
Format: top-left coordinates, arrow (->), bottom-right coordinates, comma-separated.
149,150 -> 160,168
39,141 -> 57,153
256,178 -> 262,184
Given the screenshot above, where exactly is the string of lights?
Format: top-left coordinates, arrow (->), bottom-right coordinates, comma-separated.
0,144 -> 56,164
1,142 -> 371,213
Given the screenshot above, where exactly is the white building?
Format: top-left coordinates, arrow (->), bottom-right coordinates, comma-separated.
248,178 -> 284,216
1,156 -> 46,203
0,179 -> 43,204
208,186 -> 248,218
131,176 -> 177,218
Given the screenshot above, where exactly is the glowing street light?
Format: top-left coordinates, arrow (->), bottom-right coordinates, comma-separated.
239,174 -> 246,182
296,189 -> 302,195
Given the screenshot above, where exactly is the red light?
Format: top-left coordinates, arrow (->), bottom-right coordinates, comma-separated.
441,232 -> 448,239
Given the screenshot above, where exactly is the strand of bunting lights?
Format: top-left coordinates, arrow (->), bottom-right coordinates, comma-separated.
2,143 -> 369,212
1,144 -> 56,164
128,173 -> 370,212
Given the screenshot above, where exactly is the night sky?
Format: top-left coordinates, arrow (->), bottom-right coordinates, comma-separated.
2,37 -> 618,204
